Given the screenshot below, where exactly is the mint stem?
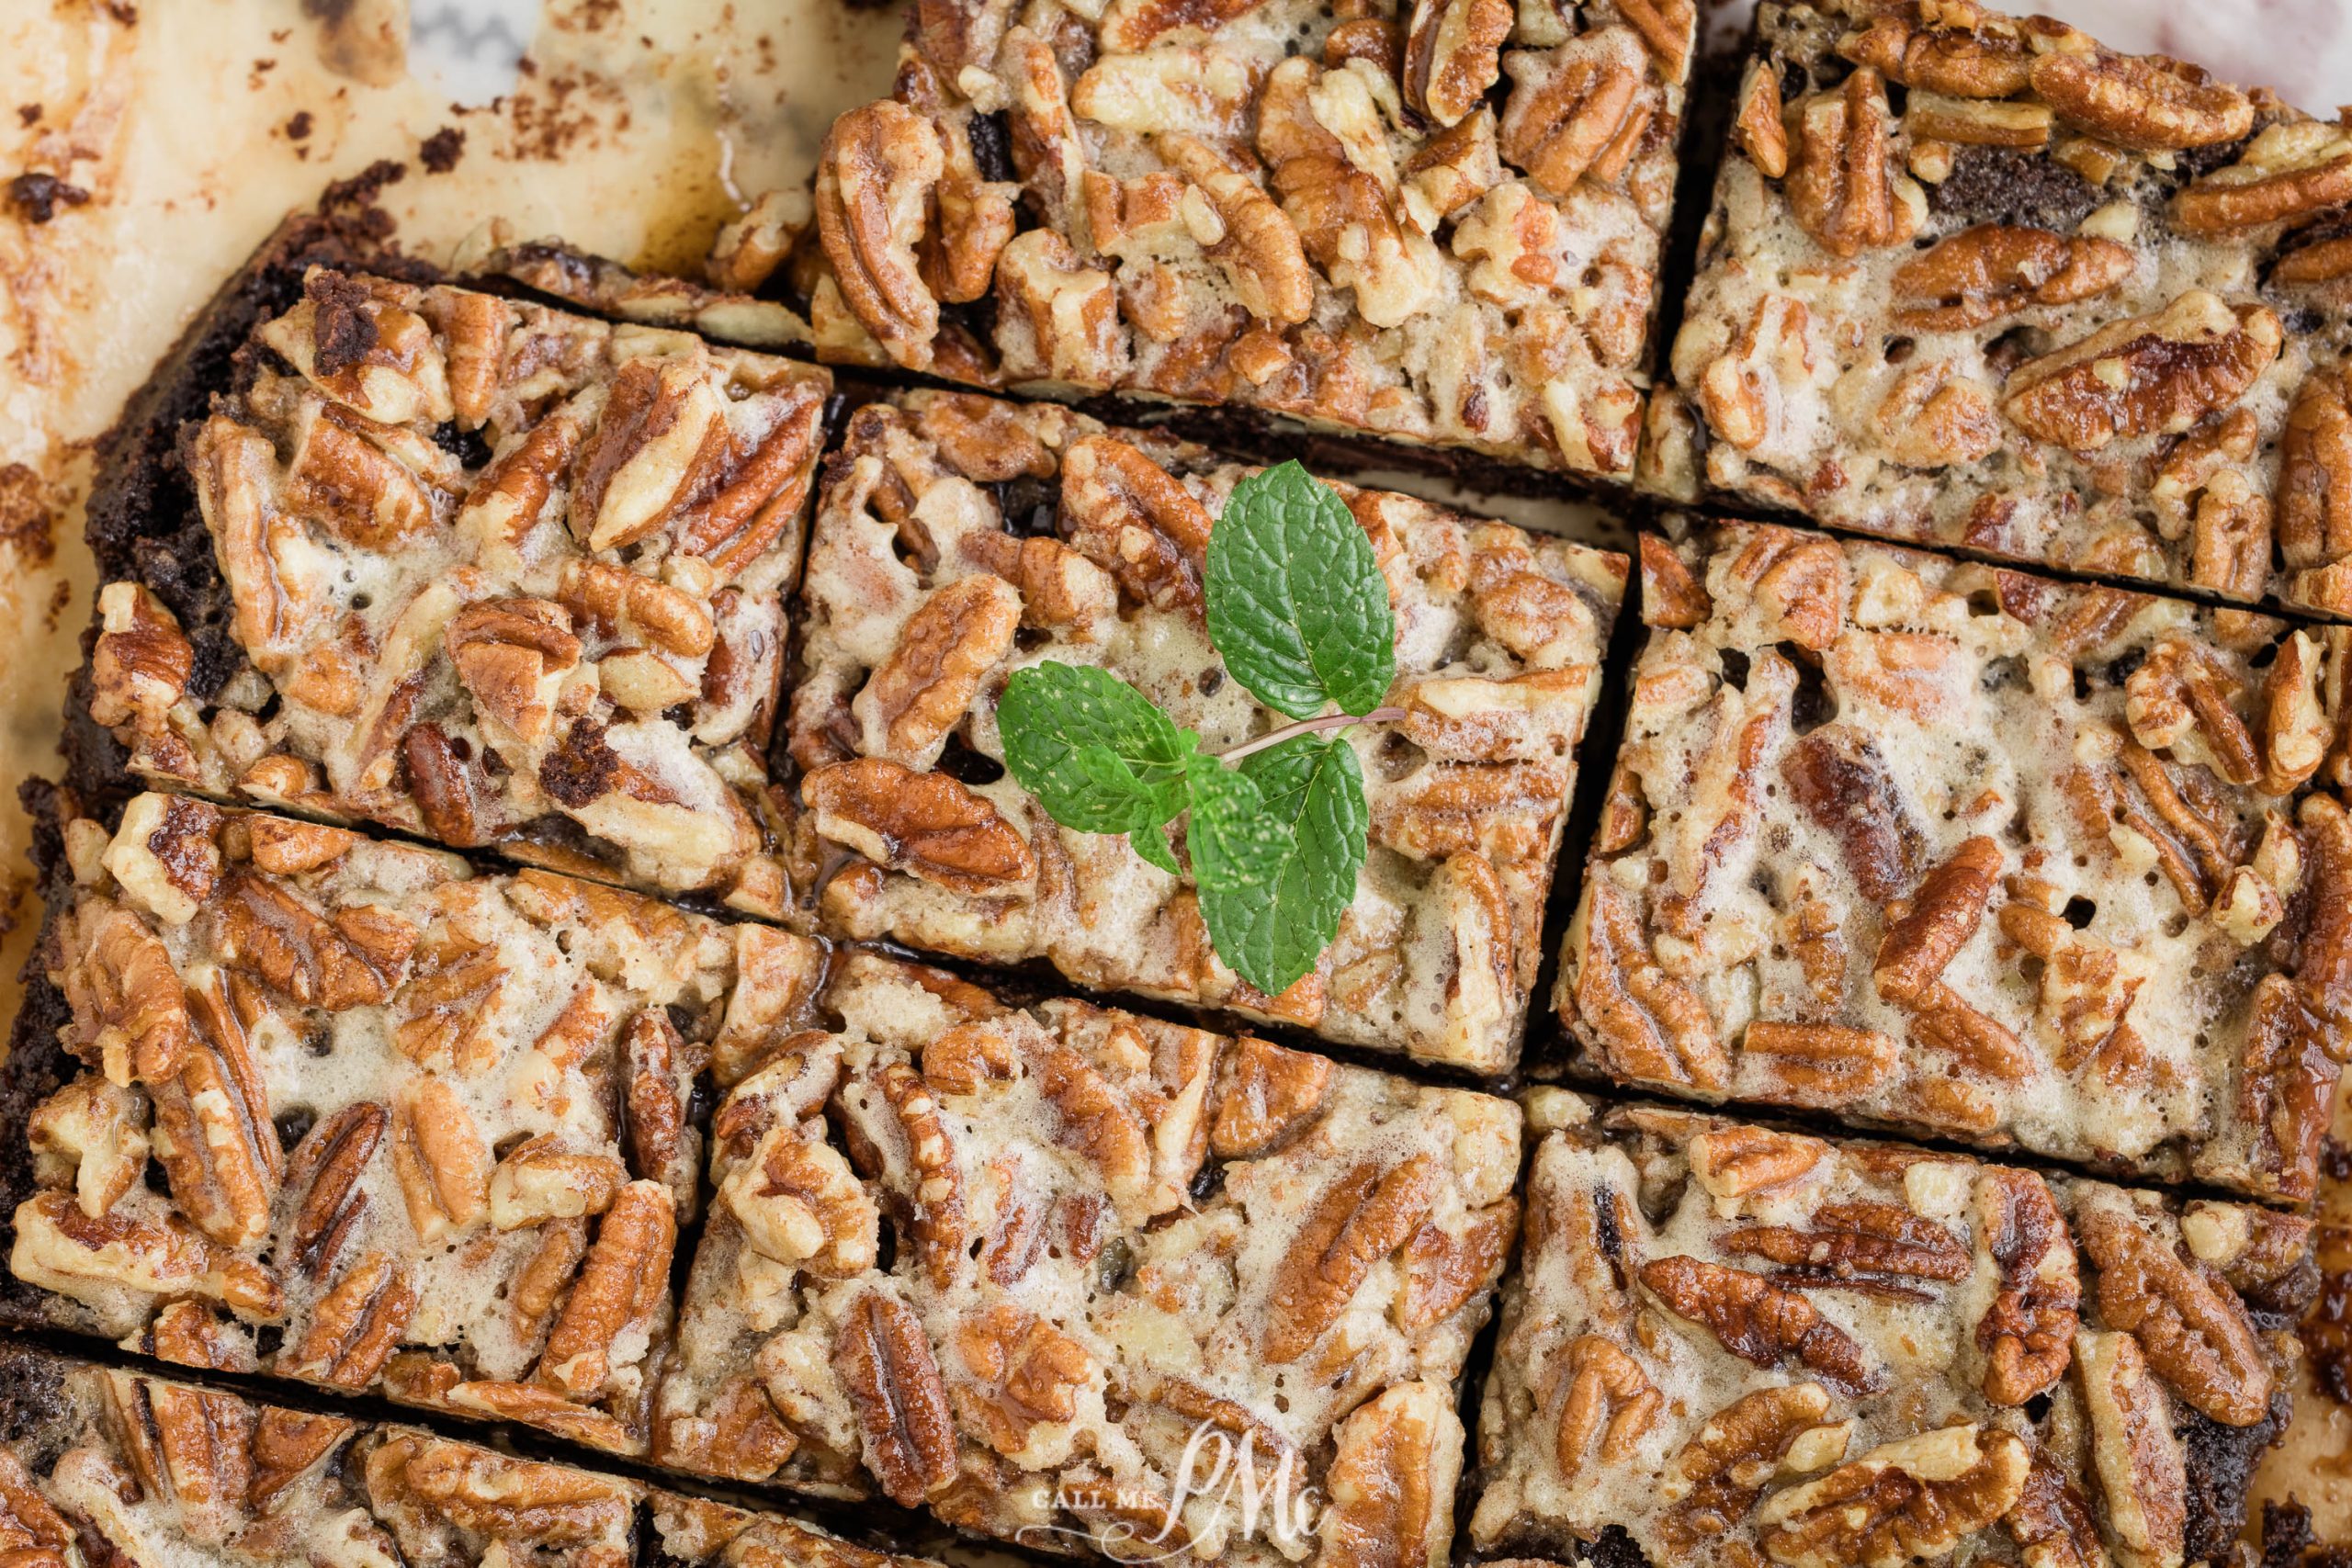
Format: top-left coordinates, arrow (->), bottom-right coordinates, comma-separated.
1216,706 -> 1405,764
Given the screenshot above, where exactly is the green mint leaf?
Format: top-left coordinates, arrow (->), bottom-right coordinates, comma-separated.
1130,822 -> 1181,875
999,663 -> 1194,835
1204,461 -> 1396,721
1195,734 -> 1368,998
1182,753 -> 1286,893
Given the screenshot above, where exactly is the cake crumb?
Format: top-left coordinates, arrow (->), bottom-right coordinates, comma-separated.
6,174 -> 87,225
418,126 -> 465,174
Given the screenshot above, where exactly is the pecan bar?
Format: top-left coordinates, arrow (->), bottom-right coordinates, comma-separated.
786,0 -> 1691,480
2250,1074 -> 2352,1536
1651,0 -> 2352,615
0,789 -> 808,1456
1471,1092 -> 2312,1567
1558,517 -> 2350,1201
656,948 -> 1520,1568
80,264 -> 828,903
0,1338 -> 936,1568
793,389 -> 1625,1071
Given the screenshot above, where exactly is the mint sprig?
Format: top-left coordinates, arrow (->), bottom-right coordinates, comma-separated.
996,461 -> 1400,998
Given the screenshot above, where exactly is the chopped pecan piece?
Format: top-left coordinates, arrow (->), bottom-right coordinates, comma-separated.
2123,639 -> 2260,786
2075,1201 -> 2272,1426
2004,1447 -> 2106,1568
952,1303 -> 1093,1458
1397,1201 -> 1517,1332
1757,1425 -> 2030,1568
1973,1168 -> 2078,1404
1320,1382 -> 1457,1568
447,598 -> 581,747
27,1077 -> 148,1218
1555,1334 -> 1661,1474
1732,58 -> 1788,177
10,1190 -> 281,1322
840,1291 -> 957,1506
1571,879 -> 1730,1093
719,1120 -> 879,1278
2002,292 -> 2281,453
621,1010 -> 697,1211
1838,9 -> 2030,96
1265,1154 -> 1440,1362
1890,225 -> 2132,332
1688,1124 -> 1827,1200
1402,0 -> 1511,128
1639,1255 -> 1882,1395
1660,1382 -> 1838,1540
1059,433 -> 1215,616
804,758 -> 1036,894
214,870 -> 416,1010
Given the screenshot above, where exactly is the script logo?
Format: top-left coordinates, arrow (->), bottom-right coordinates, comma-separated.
1017,1425 -> 1321,1563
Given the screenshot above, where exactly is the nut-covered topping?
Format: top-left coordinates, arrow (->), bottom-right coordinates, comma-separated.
1757,1424 -> 2030,1568
2026,48 -> 2253,152
2001,291 -> 2282,454
1266,1154 -> 1440,1362
806,758 -> 1035,893
1573,879 -> 1730,1093
1639,1255 -> 1882,1394
2074,1201 -> 2272,1426
840,1290 -> 957,1506
1786,70 -> 1923,257
1890,226 -> 2132,332
1973,1168 -> 2078,1405
819,102 -> 944,370
855,575 -> 1020,767
1555,1334 -> 1661,1474
1401,0 -> 1510,128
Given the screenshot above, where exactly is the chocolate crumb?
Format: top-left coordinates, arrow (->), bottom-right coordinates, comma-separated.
418,126 -> 465,174
7,173 -> 89,225
14,105 -> 39,127
540,721 -> 622,808
0,465 -> 53,567
317,156 -> 404,213
302,271 -> 379,377
286,110 -> 313,141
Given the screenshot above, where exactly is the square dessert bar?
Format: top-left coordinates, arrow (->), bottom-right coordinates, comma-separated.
0,1339 -> 937,1568
658,948 -> 1521,1568
0,789 -> 812,1456
802,0 -> 1692,479
79,263 -> 829,904
792,389 -> 1626,1072
1471,1094 -> 2314,1567
1558,517 -> 2351,1201
1652,0 -> 2352,615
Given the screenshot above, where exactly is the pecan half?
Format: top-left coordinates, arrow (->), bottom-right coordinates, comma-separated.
952,1303 -> 1093,1458
1319,1382 -> 1457,1568
283,1102 -> 386,1276
852,1059 -> 969,1286
149,976 -> 281,1248
447,598 -> 581,747
1688,1124 -> 1827,1201
1059,433 -> 1215,616
2074,1202 -> 2272,1426
390,1076 -> 490,1243
1973,1168 -> 2078,1404
213,870 -> 416,1010
2027,48 -> 2253,152
2075,1328 -> 2188,1567
2177,121 -> 2352,237
817,102 -> 944,370
1402,0 -> 1511,128
62,900 -> 194,1087
855,575 -> 1020,767
286,1252 -> 417,1388
1758,1425 -> 2030,1568
1639,1256 -> 1882,1395
1571,879 -> 1730,1093
1891,225 -> 2132,332
804,758 -> 1035,894
1154,133 -> 1314,326
1499,29 -> 1647,197
1838,9 -> 2030,97
1555,1334 -> 1661,1474
2123,639 -> 2260,786
840,1291 -> 957,1506
365,1433 -> 637,1547
2278,366 -> 2352,589
2238,973 -> 2335,1202
1741,1021 -> 1900,1106
1208,1033 -> 1333,1156
1397,1201 -> 1517,1333
2002,292 -> 2282,453
10,1190 -> 281,1322
1265,1154 -> 1440,1362
1781,728 -> 1924,903
540,1179 -> 675,1398
1721,1201 -> 1970,1297
1872,837 -> 2000,1006
1787,69 -> 1922,256
622,1010 -> 697,1212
